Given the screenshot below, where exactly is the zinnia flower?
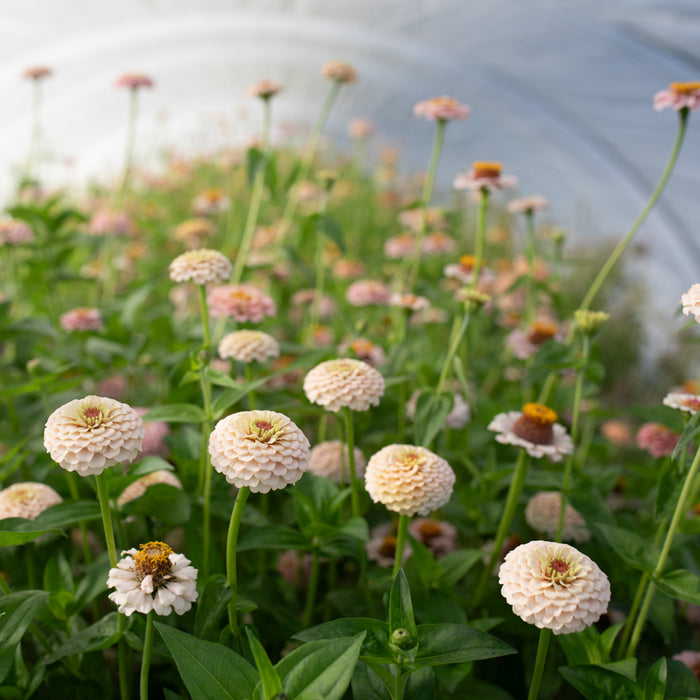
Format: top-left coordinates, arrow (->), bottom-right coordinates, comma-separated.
322,60 -> 357,84
207,284 -> 276,322
308,439 -> 366,483
114,73 -> 154,89
384,233 -> 417,260
290,289 -> 336,321
107,541 -> 198,616
488,403 -> 573,462
524,491 -> 591,543
0,482 -> 62,520
59,307 -> 103,332
44,396 -> 145,476
169,249 -> 232,286
390,293 -> 430,312
117,470 -> 183,506
413,96 -> 470,122
663,391 -> 700,414
23,66 -> 52,81
654,81 -> 700,111
0,219 -> 34,245
364,444 -> 455,516
673,651 -> 700,682
333,258 -> 365,279
453,161 -> 518,192
422,232 -> 456,255
681,283 -> 700,322
499,540 -> 610,634
366,522 -> 411,567
247,79 -> 283,99
191,188 -> 231,215
88,209 -> 133,237
348,118 -> 374,139
345,279 -> 390,306
507,196 -> 549,214
208,410 -> 310,493
218,330 -> 279,363
174,218 -> 216,249
636,422 -> 680,458
342,338 -> 386,368
135,408 -> 170,458
408,518 -> 458,559
304,358 -> 385,413
506,320 -> 561,359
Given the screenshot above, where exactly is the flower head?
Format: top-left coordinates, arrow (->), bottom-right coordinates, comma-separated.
488,403 -> 573,462
422,231 -> 456,255
453,161 -> 518,192
384,233 -> 416,260
0,219 -> 34,245
365,444 -> 455,516
115,73 -> 154,90
413,96 -> 470,122
390,293 -> 430,312
60,307 -> 103,332
0,482 -> 62,520
107,541 -> 197,616
406,391 -> 471,430
23,66 -> 52,81
208,410 -> 310,493
174,218 -> 216,249
117,470 -> 183,506
499,540 -> 610,634
88,209 -> 133,237
322,61 -> 357,84
525,492 -> 591,542
681,283 -> 700,322
345,279 -> 390,306
304,358 -> 385,413
673,651 -> 700,682
290,289 -> 336,321
663,391 -> 700,414
408,518 -> 458,558
507,196 -> 549,214
654,81 -> 700,111
308,439 -> 366,483
342,338 -> 386,368
348,118 -> 374,139
44,396 -> 145,476
366,522 -> 410,567
247,79 -> 283,99
218,330 -> 279,363
169,249 -> 232,286
207,284 -> 276,322
191,188 -> 231,215
506,320 -> 561,359
574,309 -> 610,335
636,422 -> 680,458
333,258 -> 365,279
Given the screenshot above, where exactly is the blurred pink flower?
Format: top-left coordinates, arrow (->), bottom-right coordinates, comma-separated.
333,258 -> 365,279
384,233 -> 416,260
654,82 -> 700,111
408,518 -> 458,558
322,60 -> 358,84
290,289 -> 336,321
508,195 -> 549,214
207,284 -> 276,322
673,651 -> 700,682
135,408 -> 171,459
414,96 -> 470,122
366,523 -> 410,568
115,73 -> 154,89
663,391 -> 700,414
191,189 -> 231,216
681,283 -> 700,322
0,219 -> 34,245
390,293 -> 430,312
635,422 -> 680,458
277,550 -> 313,586
88,209 -> 134,237
60,307 -> 103,332
454,161 -> 517,192
346,279 -> 390,306
422,232 -> 456,255
247,79 -> 283,99
506,320 -> 562,359
341,337 -> 386,368
23,66 -> 52,81
348,118 -> 374,139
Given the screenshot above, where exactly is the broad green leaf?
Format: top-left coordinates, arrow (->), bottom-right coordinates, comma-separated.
301,213 -> 346,253
643,657 -> 667,700
155,623 -> 258,700
667,658 -> 700,698
237,526 -> 310,551
40,613 -> 121,665
194,575 -> 232,642
655,460 -> 685,521
123,484 -> 191,525
438,549 -> 484,588
203,366 -> 242,389
350,661 -> 391,700
594,524 -> 659,572
411,624 -> 516,668
142,404 -> 206,424
560,661 -> 640,700
338,517 -> 369,542
43,550 -> 74,594
246,628 -> 283,699
389,569 -> 418,642
0,524 -> 58,546
0,591 -> 49,683
33,499 -> 101,530
406,536 -> 441,588
413,391 -> 453,449
276,633 -> 365,700
294,618 -> 392,663
657,569 -> 700,605
404,666 -> 436,700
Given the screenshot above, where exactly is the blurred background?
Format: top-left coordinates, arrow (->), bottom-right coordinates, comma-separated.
1,0 -> 699,327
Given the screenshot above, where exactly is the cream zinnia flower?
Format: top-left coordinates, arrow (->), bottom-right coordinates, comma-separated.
169,249 -> 232,286
44,396 -> 145,476
681,283 -> 700,322
364,444 -> 455,516
218,330 -> 280,363
322,60 -> 358,84
117,470 -> 184,506
107,541 -> 198,616
206,284 -> 276,322
303,358 -> 385,413
499,540 -> 610,634
208,410 -> 310,493
0,482 -> 62,520
308,439 -> 366,484
663,391 -> 700,414
524,491 -> 591,543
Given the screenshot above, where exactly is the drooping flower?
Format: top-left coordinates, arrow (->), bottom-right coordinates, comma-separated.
654,81 -> 700,112
114,73 -> 154,90
635,422 -> 680,458
524,491 -> 591,543
322,60 -> 358,84
208,410 -> 310,493
681,283 -> 700,322
663,391 -> 700,414
507,195 -> 549,214
44,396 -> 145,476
218,330 -> 279,363
366,522 -> 411,567
247,79 -> 283,99
408,518 -> 458,559
453,161 -> 518,192
207,284 -> 276,322
168,249 -> 232,286
488,403 -> 573,462
0,219 -> 34,245
117,470 -> 183,506
345,279 -> 390,306
413,96 -> 470,122
303,358 -> 385,413
499,540 -> 610,634
0,482 -> 62,520
59,307 -> 103,332
364,444 -> 456,516
308,439 -> 366,483
107,541 -> 198,616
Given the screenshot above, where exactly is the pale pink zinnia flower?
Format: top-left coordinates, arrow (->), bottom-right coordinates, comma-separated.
88,209 -> 134,237
413,96 -> 470,122
499,540 -> 610,634
384,233 -> 417,260
322,60 -> 358,84
23,66 -> 52,81
525,491 -> 591,543
654,81 -> 700,112
169,249 -> 232,286
60,307 -> 103,332
247,79 -> 283,99
507,195 -> 549,214
276,550 -> 313,586
135,408 -> 171,459
117,470 -> 182,506
115,73 -> 154,90
454,161 -> 518,192
308,439 -> 366,484
348,118 -> 374,139
0,482 -> 62,520
0,219 -> 34,245
207,284 -> 276,322
408,518 -> 458,559
345,279 -> 390,307
663,391 -> 700,414
290,289 -> 336,321
600,420 -> 633,447
364,444 -> 455,516
673,651 -> 700,682
341,338 -> 386,368
191,189 -> 231,216
303,358 -> 385,413
208,410 -> 310,493
218,330 -> 279,363
333,258 -> 365,279
635,422 -> 680,458
488,403 -> 573,462
366,522 -> 410,568
681,283 -> 700,322
422,232 -> 456,255
390,293 -> 430,312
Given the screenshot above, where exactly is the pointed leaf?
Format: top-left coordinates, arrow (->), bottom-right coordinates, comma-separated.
40,613 -> 121,666
594,524 -> 659,572
643,657 -> 667,700
560,661 -> 640,700
389,569 -> 418,641
0,591 -> 49,682
142,404 -> 206,424
194,574 -> 232,642
350,661 -> 391,700
657,569 -> 700,605
122,484 -> 191,525
438,549 -> 484,588
246,628 -> 283,699
294,618 -> 392,664
237,526 -> 310,551
413,391 -> 453,449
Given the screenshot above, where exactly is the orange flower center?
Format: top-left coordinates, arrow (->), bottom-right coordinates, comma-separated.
379,535 -> 397,558
670,81 -> 700,95
351,339 -> 374,355
133,541 -> 173,587
459,255 -> 476,270
526,321 -> 558,345
681,396 -> 700,411
473,161 -> 502,179
513,403 -> 557,445
683,380 -> 699,394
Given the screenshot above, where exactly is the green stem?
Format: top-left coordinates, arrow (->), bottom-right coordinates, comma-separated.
342,408 -> 360,518
392,515 -> 409,580
307,190 -> 330,343
407,119 -> 446,288
626,440 -> 700,658
120,87 -> 140,195
198,284 -> 211,352
227,486 -> 251,636
527,627 -> 552,700
436,311 -> 470,395
302,550 -> 321,627
95,472 -> 118,567
470,188 -> 490,288
140,610 -> 154,700
393,663 -> 404,700
474,450 -> 530,608
524,210 -> 537,323
118,614 -> 129,700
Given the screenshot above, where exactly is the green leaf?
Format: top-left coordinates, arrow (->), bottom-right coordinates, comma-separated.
237,526 -> 310,551
294,618 -> 392,664
246,628 -> 283,699
155,622 -> 258,700
120,284 -> 153,329
643,657 -> 667,700
389,569 -> 418,642
203,366 -> 242,389
657,569 -> 700,605
667,658 -> 700,698
0,523 -> 58,546
0,591 -> 49,682
411,624 -> 516,668
350,661 -> 391,700
141,404 -> 206,424
404,666 -> 436,700
655,460 -> 685,521
593,524 -> 659,572
406,536 -> 441,588
194,575 -> 232,642
34,499 -> 102,530
122,484 -> 191,525
413,391 -> 453,449
438,550 -> 484,588
276,633 -> 365,700
40,613 -> 121,666
673,410 -> 700,460
560,661 -> 640,700
246,146 -> 266,184
43,550 -> 74,594
301,213 -> 346,253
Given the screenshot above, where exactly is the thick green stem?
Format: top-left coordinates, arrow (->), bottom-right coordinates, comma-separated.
470,188 -> 490,288
527,627 -> 552,700
140,610 -> 154,700
197,284 -> 211,352
393,663 -> 404,700
302,550 -> 321,627
343,407 -> 360,518
227,486 -> 251,636
95,472 -> 118,567
392,515 -> 410,580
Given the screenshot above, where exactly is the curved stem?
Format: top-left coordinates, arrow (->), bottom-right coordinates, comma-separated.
527,628 -> 552,700
392,514 -> 410,580
140,610 -> 154,700
343,407 -> 360,518
227,486 -> 251,636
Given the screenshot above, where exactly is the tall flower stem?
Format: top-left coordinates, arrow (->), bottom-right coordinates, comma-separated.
120,87 -> 140,195
392,514 -> 409,580
527,628 -> 552,700
226,485 -> 251,636
140,610 -> 154,700
302,550 -> 321,627
625,441 -> 700,658
474,450 -> 530,608
407,119 -> 446,288
342,407 -> 360,518
471,188 -> 490,287
230,99 -> 273,281
524,210 -> 537,323
25,78 -> 44,185
436,311 -> 470,395
306,191 -> 330,343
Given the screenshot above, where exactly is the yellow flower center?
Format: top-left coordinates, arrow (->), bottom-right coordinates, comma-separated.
459,255 -> 476,270
526,321 -> 558,345
245,413 -> 284,442
542,554 -> 580,585
133,541 -> 174,587
513,403 -> 558,445
670,81 -> 700,95
80,404 -> 106,428
203,189 -> 223,202
473,161 -> 502,179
